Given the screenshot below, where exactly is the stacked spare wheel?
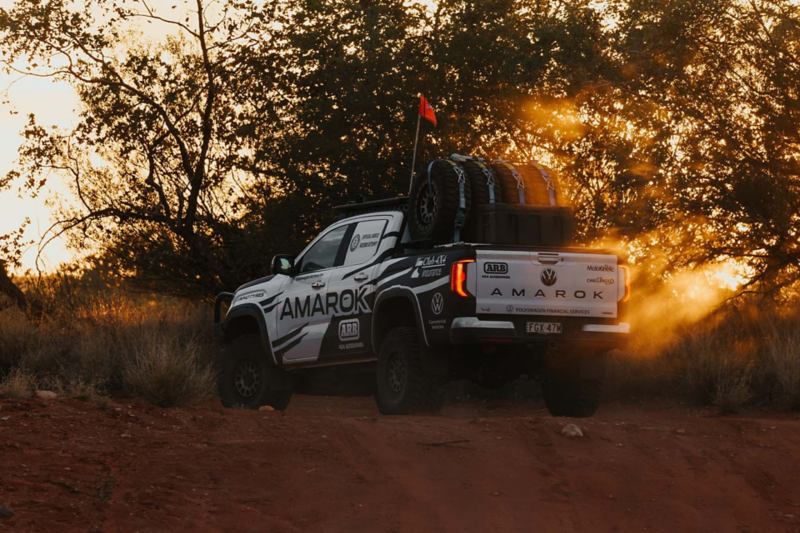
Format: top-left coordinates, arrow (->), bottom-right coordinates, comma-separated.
407,155 -> 574,246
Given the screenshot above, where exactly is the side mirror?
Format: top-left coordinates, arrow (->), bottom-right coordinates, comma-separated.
271,254 -> 295,276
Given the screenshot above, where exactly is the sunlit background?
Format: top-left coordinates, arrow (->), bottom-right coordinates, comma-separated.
0,0 -> 789,313
0,0 -> 798,417
0,0 -> 443,272
0,44 -> 76,270
0,0 -> 216,271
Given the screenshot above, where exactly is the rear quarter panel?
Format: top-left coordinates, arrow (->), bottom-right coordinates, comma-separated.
374,247 -> 476,347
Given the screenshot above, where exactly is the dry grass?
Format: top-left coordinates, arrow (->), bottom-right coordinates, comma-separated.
122,333 -> 216,408
608,304 -> 800,411
0,276 -> 219,408
2,272 -> 799,413
0,367 -> 35,399
764,325 -> 800,409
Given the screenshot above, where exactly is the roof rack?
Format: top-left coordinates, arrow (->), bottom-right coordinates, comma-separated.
334,197 -> 409,220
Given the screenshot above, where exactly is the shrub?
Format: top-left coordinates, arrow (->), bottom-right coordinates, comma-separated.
122,332 -> 216,408
0,367 -> 35,398
0,274 -> 219,408
0,308 -> 36,371
763,323 -> 800,409
608,303 -> 800,412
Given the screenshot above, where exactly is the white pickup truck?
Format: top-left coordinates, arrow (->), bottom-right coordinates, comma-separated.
214,197 -> 630,417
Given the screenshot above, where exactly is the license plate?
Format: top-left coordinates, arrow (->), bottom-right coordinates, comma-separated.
526,322 -> 562,334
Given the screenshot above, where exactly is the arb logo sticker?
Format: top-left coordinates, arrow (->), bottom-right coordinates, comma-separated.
484,262 -> 508,274
339,319 -> 360,341
431,292 -> 444,315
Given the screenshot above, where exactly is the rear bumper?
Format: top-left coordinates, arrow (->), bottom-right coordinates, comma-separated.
450,317 -> 629,349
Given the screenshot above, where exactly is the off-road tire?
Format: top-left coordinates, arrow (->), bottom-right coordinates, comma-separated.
491,161 -> 561,206
519,162 -> 559,206
490,161 -> 530,205
375,327 -> 444,415
541,353 -> 604,417
459,159 -> 503,241
408,159 -> 472,244
218,334 -> 292,410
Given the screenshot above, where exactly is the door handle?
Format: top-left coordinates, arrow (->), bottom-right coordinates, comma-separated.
537,252 -> 559,265
354,273 -> 369,281
312,281 -> 326,289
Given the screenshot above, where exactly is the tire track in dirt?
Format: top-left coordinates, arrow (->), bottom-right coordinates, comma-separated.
1,396 -> 800,533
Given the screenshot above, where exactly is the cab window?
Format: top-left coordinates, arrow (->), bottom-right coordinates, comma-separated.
297,225 -> 348,273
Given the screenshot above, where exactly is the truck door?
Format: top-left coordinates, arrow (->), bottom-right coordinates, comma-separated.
318,217 -> 390,361
274,224 -> 350,363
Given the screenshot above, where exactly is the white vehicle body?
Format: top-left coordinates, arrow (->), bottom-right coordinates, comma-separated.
218,209 -> 630,369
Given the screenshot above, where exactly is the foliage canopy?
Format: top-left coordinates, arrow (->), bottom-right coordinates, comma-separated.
0,0 -> 797,300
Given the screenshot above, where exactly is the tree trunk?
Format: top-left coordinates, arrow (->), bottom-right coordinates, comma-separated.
0,262 -> 29,309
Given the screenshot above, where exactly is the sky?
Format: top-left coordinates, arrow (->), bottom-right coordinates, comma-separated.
0,48 -> 78,272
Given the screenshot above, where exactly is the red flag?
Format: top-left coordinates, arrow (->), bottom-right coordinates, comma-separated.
419,94 -> 437,126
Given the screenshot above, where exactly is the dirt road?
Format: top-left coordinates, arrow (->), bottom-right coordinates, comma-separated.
1,395 -> 799,533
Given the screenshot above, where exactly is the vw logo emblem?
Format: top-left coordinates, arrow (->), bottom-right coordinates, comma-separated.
350,234 -> 360,252
506,305 -> 514,313
541,268 -> 557,287
431,292 -> 444,315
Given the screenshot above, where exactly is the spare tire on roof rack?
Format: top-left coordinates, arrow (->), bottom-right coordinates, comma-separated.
490,160 -> 562,206
408,159 -> 472,244
490,160 -> 528,205
450,154 -> 503,242
519,161 -> 560,206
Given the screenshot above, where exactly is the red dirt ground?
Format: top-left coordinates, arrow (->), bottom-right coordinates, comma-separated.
1,395 -> 799,533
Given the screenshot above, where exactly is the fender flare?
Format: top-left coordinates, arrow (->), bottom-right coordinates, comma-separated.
372,287 -> 428,351
223,303 -> 279,366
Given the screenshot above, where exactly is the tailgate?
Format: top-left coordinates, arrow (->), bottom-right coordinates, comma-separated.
471,250 -> 621,318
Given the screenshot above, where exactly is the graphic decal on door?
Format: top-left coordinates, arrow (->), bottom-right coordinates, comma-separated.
273,332 -> 310,360
278,286 -> 371,320
271,322 -> 310,350
259,292 -> 283,314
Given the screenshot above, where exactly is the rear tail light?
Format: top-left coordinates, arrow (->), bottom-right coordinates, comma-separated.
451,259 -> 475,298
619,265 -> 631,302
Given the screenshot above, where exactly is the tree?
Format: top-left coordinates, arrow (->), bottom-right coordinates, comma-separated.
240,0 -> 614,198
0,227 -> 31,311
599,0 -> 800,295
0,0 -> 270,297
2,0 -> 798,301
0,153 -> 41,311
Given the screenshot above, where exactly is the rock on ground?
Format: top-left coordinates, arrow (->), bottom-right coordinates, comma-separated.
561,424 -> 584,438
